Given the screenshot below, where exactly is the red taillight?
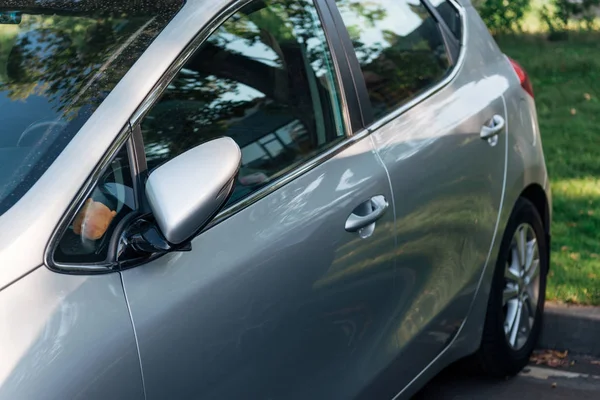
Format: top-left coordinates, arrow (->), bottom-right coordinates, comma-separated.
508,56 -> 534,98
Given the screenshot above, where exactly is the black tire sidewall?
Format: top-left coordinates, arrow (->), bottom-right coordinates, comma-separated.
480,198 -> 548,376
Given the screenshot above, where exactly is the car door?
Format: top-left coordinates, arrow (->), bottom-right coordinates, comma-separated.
120,1 -> 399,398
330,0 -> 509,393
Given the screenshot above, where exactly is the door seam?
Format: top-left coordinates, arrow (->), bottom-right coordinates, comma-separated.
119,272 -> 148,400
392,94 -> 510,399
369,135 -> 400,352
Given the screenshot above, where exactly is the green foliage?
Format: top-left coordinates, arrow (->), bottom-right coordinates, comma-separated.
537,0 -> 600,40
476,0 -> 532,33
554,0 -> 600,29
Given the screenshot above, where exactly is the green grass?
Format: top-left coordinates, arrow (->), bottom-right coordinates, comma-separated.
498,33 -> 600,304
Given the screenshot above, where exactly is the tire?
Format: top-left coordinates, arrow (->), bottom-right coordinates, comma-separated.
475,197 -> 548,378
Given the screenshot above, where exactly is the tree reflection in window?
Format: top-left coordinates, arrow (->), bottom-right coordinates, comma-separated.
141,0 -> 345,205
0,2 -> 182,216
335,0 -> 451,119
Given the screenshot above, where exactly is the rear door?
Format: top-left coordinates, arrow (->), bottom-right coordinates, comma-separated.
120,1 -> 400,398
329,0 -> 509,393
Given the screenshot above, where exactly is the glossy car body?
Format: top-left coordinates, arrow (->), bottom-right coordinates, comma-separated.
0,0 -> 551,399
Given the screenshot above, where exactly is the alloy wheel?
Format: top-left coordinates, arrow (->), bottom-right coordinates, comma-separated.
502,223 -> 541,350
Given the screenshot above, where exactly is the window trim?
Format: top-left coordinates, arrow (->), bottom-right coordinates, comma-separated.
327,0 -> 468,132
422,0 -> 461,62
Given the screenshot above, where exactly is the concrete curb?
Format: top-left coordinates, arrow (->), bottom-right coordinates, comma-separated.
538,302 -> 600,357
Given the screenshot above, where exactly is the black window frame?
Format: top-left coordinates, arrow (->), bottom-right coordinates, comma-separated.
324,0 -> 465,128
422,0 -> 461,62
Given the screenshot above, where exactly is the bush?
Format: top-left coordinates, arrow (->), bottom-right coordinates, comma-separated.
540,0 -> 600,40
554,0 -> 600,29
476,0 -> 531,34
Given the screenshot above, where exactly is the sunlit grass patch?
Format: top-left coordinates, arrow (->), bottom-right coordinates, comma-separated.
499,35 -> 600,304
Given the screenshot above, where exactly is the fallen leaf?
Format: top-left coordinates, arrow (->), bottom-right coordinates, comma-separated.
571,108 -> 577,115
561,246 -> 570,252
584,93 -> 592,101
552,382 -> 557,388
548,358 -> 562,367
570,253 -> 580,261
555,350 -> 568,359
588,210 -> 595,216
530,350 -> 570,368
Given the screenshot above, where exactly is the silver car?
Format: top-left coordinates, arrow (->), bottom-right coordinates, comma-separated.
0,0 -> 550,398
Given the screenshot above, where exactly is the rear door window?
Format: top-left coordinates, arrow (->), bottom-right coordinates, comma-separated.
334,0 -> 451,120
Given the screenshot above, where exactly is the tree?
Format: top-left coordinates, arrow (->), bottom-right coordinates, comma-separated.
475,0 -> 532,34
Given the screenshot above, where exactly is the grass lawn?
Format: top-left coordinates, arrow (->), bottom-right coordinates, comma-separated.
498,34 -> 600,305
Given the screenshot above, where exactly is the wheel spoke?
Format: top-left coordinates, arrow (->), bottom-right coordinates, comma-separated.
509,299 -> 523,347
526,282 -> 538,317
523,294 -> 535,329
505,264 -> 520,282
517,227 -> 526,267
528,259 -> 540,280
525,239 -> 537,271
504,301 -> 518,335
503,285 -> 519,305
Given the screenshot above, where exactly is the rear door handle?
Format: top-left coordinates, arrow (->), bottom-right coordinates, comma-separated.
480,115 -> 505,140
345,195 -> 389,233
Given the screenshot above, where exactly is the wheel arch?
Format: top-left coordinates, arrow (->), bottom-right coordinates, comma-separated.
519,184 -> 550,234
519,183 -> 551,269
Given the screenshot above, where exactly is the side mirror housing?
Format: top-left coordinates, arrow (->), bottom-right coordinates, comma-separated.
145,137 -> 241,245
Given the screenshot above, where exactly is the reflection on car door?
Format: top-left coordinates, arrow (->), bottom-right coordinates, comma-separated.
121,0 -> 400,398
122,137 -> 397,399
331,0 -> 509,395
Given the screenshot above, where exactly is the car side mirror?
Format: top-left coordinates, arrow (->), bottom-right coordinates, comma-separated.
126,137 -> 241,255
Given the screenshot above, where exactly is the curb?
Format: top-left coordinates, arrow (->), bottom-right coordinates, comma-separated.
538,302 -> 600,357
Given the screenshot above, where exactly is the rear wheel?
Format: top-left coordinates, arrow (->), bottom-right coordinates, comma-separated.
476,198 -> 548,377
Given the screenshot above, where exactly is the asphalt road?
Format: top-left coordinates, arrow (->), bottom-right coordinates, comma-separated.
414,361 -> 600,399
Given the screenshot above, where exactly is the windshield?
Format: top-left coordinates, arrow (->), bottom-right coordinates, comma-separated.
0,1 -> 183,216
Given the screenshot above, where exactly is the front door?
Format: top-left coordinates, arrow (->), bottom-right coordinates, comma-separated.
121,1 -> 400,398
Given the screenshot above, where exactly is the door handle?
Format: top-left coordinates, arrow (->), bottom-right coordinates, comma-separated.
480,115 -> 505,140
345,195 -> 389,233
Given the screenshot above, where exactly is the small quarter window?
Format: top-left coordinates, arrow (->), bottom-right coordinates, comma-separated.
53,144 -> 135,265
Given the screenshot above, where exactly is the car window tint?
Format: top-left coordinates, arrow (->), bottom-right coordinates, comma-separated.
54,144 -> 135,265
141,0 -> 345,206
431,0 -> 462,40
335,0 -> 451,120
